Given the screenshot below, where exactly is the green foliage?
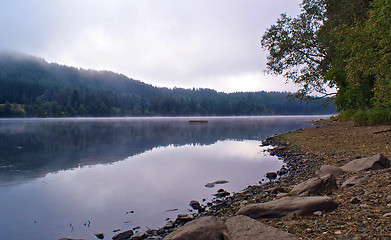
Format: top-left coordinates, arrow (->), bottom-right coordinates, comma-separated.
338,108 -> 391,125
261,0 -> 333,100
263,0 -> 390,122
0,52 -> 336,118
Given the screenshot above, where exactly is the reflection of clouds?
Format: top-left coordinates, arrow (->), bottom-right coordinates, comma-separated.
44,140 -> 281,211
1,140 -> 283,239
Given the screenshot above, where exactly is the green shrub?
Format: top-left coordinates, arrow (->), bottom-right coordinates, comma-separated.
338,108 -> 391,125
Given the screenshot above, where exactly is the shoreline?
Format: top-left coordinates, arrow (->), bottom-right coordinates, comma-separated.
60,119 -> 391,239
110,120 -> 328,239
198,119 -> 391,240
163,119 -> 390,239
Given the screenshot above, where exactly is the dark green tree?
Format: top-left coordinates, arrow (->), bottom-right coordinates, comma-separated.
261,0 -> 333,100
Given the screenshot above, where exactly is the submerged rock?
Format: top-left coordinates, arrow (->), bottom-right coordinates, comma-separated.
57,239 -> 89,240
214,180 -> 229,184
205,180 -> 229,188
112,229 -> 134,240
94,233 -> 104,239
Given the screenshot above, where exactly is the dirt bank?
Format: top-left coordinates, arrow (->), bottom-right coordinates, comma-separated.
202,119 -> 391,239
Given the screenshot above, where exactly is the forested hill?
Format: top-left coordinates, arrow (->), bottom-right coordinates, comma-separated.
0,52 -> 335,117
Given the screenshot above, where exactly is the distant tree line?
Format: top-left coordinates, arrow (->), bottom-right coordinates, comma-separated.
0,52 -> 335,117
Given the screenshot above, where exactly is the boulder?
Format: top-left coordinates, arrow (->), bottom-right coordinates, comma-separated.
163,216 -> 226,240
289,174 -> 337,196
316,165 -> 343,178
112,229 -> 134,240
237,196 -> 338,219
341,154 -> 390,172
341,176 -> 366,188
225,215 -> 298,240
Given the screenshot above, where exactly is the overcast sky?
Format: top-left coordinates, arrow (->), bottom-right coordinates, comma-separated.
0,0 -> 302,93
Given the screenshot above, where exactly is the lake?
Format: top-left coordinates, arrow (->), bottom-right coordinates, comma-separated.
0,116 -> 328,240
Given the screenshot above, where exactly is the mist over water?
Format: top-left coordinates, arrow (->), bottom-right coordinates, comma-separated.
0,116 -> 327,240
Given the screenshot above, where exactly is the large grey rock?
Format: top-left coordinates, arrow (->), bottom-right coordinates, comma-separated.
289,174 -> 337,196
163,216 -> 226,240
225,215 -> 298,240
341,175 -> 366,188
237,196 -> 338,219
316,165 -> 344,178
341,154 -> 390,172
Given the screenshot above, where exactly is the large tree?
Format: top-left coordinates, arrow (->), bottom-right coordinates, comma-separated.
261,0 -> 331,101
261,0 -> 377,111
337,0 -> 391,109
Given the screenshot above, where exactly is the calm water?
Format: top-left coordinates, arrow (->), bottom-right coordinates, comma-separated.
0,116 -> 327,240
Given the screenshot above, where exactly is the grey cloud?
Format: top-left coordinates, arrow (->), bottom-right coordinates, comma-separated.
0,0 -> 301,92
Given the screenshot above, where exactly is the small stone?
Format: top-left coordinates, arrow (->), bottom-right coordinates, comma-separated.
350,197 -> 360,204
189,200 -> 201,210
386,195 -> 391,202
112,229 -> 134,240
214,180 -> 229,184
94,233 -> 104,239
266,172 -> 277,181
383,212 -> 391,217
335,230 -> 342,235
164,221 -> 175,229
313,211 -> 322,216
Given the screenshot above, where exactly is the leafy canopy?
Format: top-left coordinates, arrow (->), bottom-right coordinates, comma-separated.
262,0 -> 391,114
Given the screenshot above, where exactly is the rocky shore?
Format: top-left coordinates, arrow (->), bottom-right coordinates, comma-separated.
60,119 -> 391,240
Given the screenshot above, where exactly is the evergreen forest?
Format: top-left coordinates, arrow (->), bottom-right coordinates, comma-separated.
0,52 -> 335,117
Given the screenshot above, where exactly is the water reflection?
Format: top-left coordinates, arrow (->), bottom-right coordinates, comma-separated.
0,116 -> 327,240
0,116 -> 324,184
